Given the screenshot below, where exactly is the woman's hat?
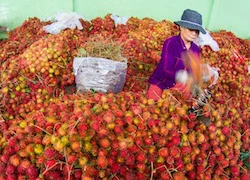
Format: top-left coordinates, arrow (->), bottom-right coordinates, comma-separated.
174,9 -> 206,34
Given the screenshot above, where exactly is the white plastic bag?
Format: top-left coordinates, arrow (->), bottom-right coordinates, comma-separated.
73,57 -> 127,93
43,12 -> 83,34
194,30 -> 220,52
201,64 -> 220,87
248,65 -> 250,74
175,70 -> 189,84
110,14 -> 128,27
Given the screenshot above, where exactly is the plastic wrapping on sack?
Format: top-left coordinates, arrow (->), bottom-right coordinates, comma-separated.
248,65 -> 250,74
73,57 -> 127,93
194,30 -> 220,52
110,14 -> 128,27
43,12 -> 83,34
201,64 -> 220,87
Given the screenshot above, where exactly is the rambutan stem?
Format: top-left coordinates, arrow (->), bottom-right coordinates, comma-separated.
150,162 -> 154,180
167,92 -> 180,105
0,114 -> 5,122
110,173 -> 120,180
154,165 -> 173,179
137,114 -> 145,122
204,165 -> 211,172
206,151 -> 211,162
241,128 -> 249,136
42,162 -> 61,175
67,163 -> 74,180
53,122 -> 62,134
152,90 -> 162,100
36,74 -> 45,85
239,164 -> 247,171
31,124 -> 52,135
20,73 -> 36,84
69,117 -> 82,137
136,144 -> 146,153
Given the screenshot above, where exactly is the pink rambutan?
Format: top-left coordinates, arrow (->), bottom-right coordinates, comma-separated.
143,136 -> 153,146
0,154 -> 10,164
230,165 -> 240,176
125,154 -> 135,166
136,152 -> 146,163
111,163 -> 120,174
97,155 -> 108,169
174,158 -> 184,171
221,126 -> 231,136
26,165 -> 38,179
114,125 -> 123,135
44,170 -> 63,180
44,148 -> 57,159
180,146 -> 192,154
17,159 -> 30,174
166,156 -> 174,165
6,174 -> 17,180
90,120 -> 100,131
5,164 -> 15,175
171,136 -> 180,146
158,147 -> 168,157
169,146 -> 180,157
0,162 -> 6,174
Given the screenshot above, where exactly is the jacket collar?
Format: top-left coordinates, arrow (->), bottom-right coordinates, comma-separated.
178,33 -> 194,50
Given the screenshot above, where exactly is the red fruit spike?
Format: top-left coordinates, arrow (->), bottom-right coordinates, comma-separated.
221,126 -> 231,136
0,154 -> 10,164
6,174 -> 17,180
169,146 -> 180,157
143,136 -> 153,146
186,170 -> 196,180
77,123 -> 88,132
111,163 -> 120,174
99,138 -> 110,149
158,147 -> 169,157
0,162 -> 6,174
171,136 -> 181,146
17,159 -> 31,174
180,146 -> 192,154
230,165 -> 240,176
136,152 -> 146,163
44,148 -> 57,159
97,155 -> 108,169
46,159 -> 56,168
208,123 -> 217,132
114,125 -> 123,135
26,165 -> 38,179
166,156 -> 174,165
125,154 -> 135,166
131,104 -> 142,115
6,164 -> 15,175
90,121 -> 100,131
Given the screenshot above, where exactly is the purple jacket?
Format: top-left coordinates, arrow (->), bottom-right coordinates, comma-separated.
148,34 -> 201,90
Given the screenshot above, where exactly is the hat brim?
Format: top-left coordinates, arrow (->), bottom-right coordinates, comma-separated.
174,21 -> 206,34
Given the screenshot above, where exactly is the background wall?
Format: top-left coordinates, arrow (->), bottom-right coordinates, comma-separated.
0,0 -> 249,39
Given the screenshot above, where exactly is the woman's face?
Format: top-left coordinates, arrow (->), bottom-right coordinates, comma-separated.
180,26 -> 199,43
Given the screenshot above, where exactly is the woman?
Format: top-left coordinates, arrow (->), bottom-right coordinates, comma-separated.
147,9 -> 206,101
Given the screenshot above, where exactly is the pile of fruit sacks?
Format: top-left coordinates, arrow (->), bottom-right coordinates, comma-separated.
0,14 -> 249,180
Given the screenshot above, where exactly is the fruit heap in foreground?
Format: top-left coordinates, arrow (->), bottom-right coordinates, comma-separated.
0,14 -> 249,180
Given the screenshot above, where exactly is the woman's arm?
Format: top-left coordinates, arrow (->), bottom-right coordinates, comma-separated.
149,38 -> 180,89
158,39 -> 177,80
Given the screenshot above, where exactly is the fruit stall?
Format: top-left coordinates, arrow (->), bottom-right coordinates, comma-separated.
0,4 -> 250,180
